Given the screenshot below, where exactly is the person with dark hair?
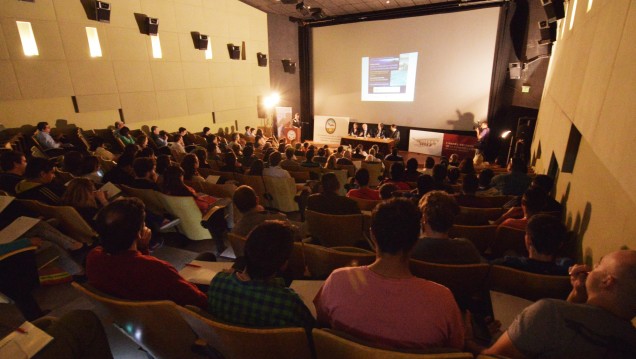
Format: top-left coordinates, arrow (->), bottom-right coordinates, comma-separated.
502,174 -> 562,213
263,151 -> 291,178
193,148 -> 211,169
336,149 -> 354,165
135,134 -> 148,150
410,174 -> 435,201
155,154 -> 171,177
239,145 -> 256,168
352,146 -> 366,160
35,121 -> 71,150
136,146 -> 155,159
380,162 -> 411,190
301,149 -> 320,167
458,158 -> 475,174
375,123 -> 386,139
448,154 -> 460,167
80,155 -> 103,184
314,198 -> 464,349
168,133 -> 186,154
219,151 -> 244,174
384,147 -> 403,161
412,191 -> 481,264
473,250 -> 636,358
431,164 -> 455,194
313,147 -> 328,164
117,126 -> 136,145
156,130 -> 169,148
404,158 -> 420,182
61,177 -> 107,227
62,150 -> 84,176
378,182 -> 398,200
86,198 -> 207,308
347,168 -> 380,200
307,172 -> 360,215
422,156 -> 435,175
389,124 -> 400,146
181,153 -> 204,182
231,186 -> 288,237
208,220 -> 314,328
0,150 -> 27,195
102,149 -> 135,186
447,167 -> 461,185
130,157 -> 159,190
476,168 -> 496,195
491,214 -> 570,275
490,157 -> 531,196
475,120 -> 489,156
15,157 -> 65,205
494,187 -> 548,231
247,159 -> 264,176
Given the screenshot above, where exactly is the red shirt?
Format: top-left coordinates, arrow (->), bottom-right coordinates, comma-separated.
86,247 -> 207,309
347,187 -> 381,201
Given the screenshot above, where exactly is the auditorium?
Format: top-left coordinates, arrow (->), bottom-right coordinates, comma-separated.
0,0 -> 634,357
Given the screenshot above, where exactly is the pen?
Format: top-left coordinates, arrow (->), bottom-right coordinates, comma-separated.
185,263 -> 201,268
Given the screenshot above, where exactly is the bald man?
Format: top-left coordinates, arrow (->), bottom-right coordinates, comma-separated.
470,250 -> 636,358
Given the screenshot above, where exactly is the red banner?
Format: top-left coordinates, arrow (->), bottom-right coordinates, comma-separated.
441,133 -> 477,160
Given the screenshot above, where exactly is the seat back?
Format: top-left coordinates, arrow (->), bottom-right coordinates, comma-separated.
289,170 -> 310,183
361,162 -> 383,187
313,329 -> 473,359
157,193 -> 210,240
16,199 -> 97,243
455,195 -> 513,208
120,185 -> 167,214
301,243 -> 375,279
454,207 -> 503,226
491,226 -> 527,258
236,174 -> 271,207
263,176 -> 299,212
487,265 -> 571,301
97,157 -> 117,172
348,196 -> 381,212
71,282 -> 201,359
305,210 -> 365,247
448,225 -> 497,254
322,169 -> 348,196
409,259 -> 491,299
382,160 -> 403,177
30,145 -> 49,159
336,164 -> 356,178
177,306 -> 312,359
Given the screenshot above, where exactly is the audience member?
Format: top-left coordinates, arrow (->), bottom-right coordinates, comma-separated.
86,198 -> 208,308
422,157 -> 435,175
79,155 -> 103,184
231,185 -> 289,237
280,147 -> 298,168
336,150 -> 354,165
378,183 -> 398,200
410,174 -> 435,201
448,154 -> 460,167
239,145 -> 256,168
0,150 -> 27,195
61,178 -> 108,227
130,157 -> 160,190
247,159 -> 265,176
490,157 -> 532,196
404,158 -> 420,182
492,214 -> 570,275
62,150 -> 84,176
168,134 -> 186,154
347,168 -> 380,200
314,198 -> 464,350
301,149 -> 321,167
412,191 -> 481,264
313,147 -> 328,164
102,150 -> 135,186
117,126 -> 136,145
494,187 -> 547,230
384,148 -> 403,161
35,121 -> 70,150
476,168 -> 496,196
431,164 -> 455,194
181,153 -> 204,182
447,167 -> 461,185
307,173 -> 360,215
219,151 -> 244,174
92,137 -> 116,161
475,249 -> 636,358
15,157 -> 65,205
263,152 -> 291,178
381,162 -> 411,190
458,158 -> 475,174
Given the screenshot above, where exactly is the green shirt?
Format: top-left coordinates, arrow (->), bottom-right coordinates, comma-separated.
207,272 -> 315,329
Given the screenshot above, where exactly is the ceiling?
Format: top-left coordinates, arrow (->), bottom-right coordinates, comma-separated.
239,0 -> 459,18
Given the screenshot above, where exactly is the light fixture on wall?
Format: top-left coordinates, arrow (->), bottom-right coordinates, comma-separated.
190,32 -> 208,50
508,62 -> 521,80
282,59 -> 296,74
85,27 -> 102,57
147,17 -> 159,35
227,44 -> 240,60
16,21 -> 38,56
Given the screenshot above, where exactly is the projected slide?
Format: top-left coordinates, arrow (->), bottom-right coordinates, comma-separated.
361,52 -> 418,102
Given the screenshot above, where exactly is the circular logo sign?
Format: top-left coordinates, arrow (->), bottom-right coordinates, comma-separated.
325,118 -> 336,134
286,129 -> 297,141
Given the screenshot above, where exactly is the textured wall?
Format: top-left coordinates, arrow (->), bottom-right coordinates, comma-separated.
531,0 -> 636,263
0,0 -> 270,133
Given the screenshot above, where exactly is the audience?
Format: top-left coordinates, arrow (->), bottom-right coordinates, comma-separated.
492,214 -> 570,275
314,198 -> 464,350
381,162 -> 411,190
117,126 -> 136,146
347,168 -> 380,200
404,158 -> 420,182
490,157 -> 532,196
231,185 -> 288,237
130,157 -> 159,190
475,250 -> 636,358
412,191 -> 481,264
181,153 -> 204,182
494,187 -> 547,230
263,151 -> 291,178
0,150 -> 27,194
307,173 -> 360,215
208,221 -> 314,328
86,198 -> 208,308
61,178 -> 108,227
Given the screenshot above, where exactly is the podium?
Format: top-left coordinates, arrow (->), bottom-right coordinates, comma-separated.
281,127 -> 301,144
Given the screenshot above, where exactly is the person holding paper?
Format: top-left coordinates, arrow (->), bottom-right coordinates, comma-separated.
207,220 -> 314,329
86,198 -> 208,309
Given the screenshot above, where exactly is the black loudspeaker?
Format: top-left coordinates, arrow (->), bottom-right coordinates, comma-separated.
147,17 -> 159,35
95,1 -> 110,23
256,96 -> 266,118
282,59 -> 296,74
227,44 -> 240,59
541,0 -> 565,22
538,20 -> 557,44
257,52 -> 267,67
197,34 -> 208,50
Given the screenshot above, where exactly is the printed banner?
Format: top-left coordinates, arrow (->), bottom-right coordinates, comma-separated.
409,130 -> 477,159
313,115 -> 350,145
275,107 -> 293,137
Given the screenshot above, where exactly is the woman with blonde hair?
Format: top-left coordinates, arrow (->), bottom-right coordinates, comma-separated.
61,177 -> 108,227
324,154 -> 338,170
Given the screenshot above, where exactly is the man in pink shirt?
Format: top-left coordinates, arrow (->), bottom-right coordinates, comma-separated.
313,198 -> 464,350
346,168 -> 380,201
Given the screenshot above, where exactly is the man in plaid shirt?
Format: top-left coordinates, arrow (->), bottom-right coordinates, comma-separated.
207,221 -> 314,328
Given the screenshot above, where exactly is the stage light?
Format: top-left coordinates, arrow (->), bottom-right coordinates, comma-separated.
263,93 -> 280,109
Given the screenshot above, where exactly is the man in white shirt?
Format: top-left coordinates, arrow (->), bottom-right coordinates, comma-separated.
263,152 -> 291,178
35,122 -> 71,150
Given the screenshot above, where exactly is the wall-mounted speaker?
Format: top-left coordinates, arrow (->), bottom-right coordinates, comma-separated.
227,44 -> 240,60
147,17 -> 159,35
282,59 -> 296,74
538,20 -> 557,44
197,34 -> 208,50
257,52 -> 267,67
508,62 -> 521,80
95,1 -> 111,23
541,0 -> 565,22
